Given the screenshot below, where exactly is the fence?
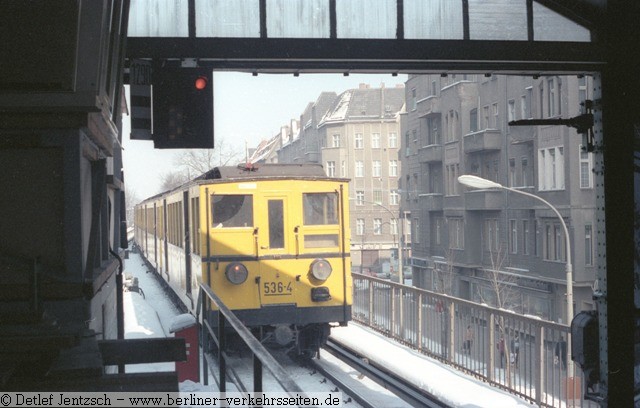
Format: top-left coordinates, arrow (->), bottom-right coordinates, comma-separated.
352,273 -> 595,407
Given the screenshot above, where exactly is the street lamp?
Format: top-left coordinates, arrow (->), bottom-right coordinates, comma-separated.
457,174 -> 574,374
349,198 -> 403,284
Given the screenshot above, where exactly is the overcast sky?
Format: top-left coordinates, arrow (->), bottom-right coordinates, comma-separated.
122,72 -> 407,200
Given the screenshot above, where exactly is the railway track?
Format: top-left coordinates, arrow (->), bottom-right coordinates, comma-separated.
312,338 -> 452,408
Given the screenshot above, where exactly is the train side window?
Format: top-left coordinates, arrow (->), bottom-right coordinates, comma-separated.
303,193 -> 338,225
211,194 -> 254,228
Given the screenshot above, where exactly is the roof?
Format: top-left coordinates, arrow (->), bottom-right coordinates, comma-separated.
319,86 -> 405,126
198,163 -> 331,180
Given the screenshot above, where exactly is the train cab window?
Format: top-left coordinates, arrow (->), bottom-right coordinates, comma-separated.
212,194 -> 253,228
268,200 -> 284,249
303,193 -> 338,225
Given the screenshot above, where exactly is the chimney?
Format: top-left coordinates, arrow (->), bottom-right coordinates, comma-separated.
359,83 -> 370,89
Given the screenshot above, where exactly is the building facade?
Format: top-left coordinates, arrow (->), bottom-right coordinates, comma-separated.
401,74 -> 596,323
276,84 -> 406,274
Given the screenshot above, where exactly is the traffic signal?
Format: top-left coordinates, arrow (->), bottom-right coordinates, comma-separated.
152,66 -> 214,149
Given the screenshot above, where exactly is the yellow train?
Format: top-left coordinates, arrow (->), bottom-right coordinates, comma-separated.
134,163 -> 352,355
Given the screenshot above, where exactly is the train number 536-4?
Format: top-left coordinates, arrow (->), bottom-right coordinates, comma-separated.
263,281 -> 292,295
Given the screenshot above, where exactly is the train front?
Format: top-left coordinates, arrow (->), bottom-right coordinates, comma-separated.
201,175 -> 352,356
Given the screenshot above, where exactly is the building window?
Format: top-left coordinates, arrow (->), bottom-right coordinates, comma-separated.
509,219 -> 518,254
356,190 -> 364,205
373,190 -> 383,204
373,218 -> 382,235
372,133 -> 380,148
355,161 -> 364,177
372,160 -> 381,177
449,218 -> 464,249
389,160 -> 398,177
538,146 -> 565,191
326,161 -> 335,177
543,220 -> 566,262
411,88 -> 417,110
354,133 -> 363,149
426,116 -> 440,144
391,219 -> 398,235
469,108 -> 478,132
492,103 -> 499,128
434,217 -> 443,245
389,190 -> 399,205
431,80 -> 437,96
579,76 -> 588,106
579,144 -> 593,188
483,105 -> 490,129
445,164 -> 460,196
341,160 -> 346,177
485,218 -> 499,252
405,131 -> 411,156
509,158 -> 516,187
548,78 -> 556,117
356,219 -> 365,235
523,220 -> 529,255
522,157 -> 529,187
389,132 -> 397,148
508,99 -> 516,122
445,110 -> 458,142
413,218 -> 420,244
539,82 -> 545,119
332,133 -> 340,147
585,224 -> 593,265
534,219 -> 539,256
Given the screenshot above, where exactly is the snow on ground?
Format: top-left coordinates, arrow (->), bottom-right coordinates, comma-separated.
123,248 -> 531,407
331,325 -> 530,408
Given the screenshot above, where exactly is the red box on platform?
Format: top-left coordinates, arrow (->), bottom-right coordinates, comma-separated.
170,314 -> 199,383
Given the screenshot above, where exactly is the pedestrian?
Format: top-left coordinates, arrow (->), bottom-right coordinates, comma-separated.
510,334 -> 520,367
497,336 -> 506,368
464,325 -> 474,354
555,335 -> 567,370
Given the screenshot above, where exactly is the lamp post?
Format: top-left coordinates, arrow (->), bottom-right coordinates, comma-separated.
457,174 -> 574,375
349,198 -> 403,284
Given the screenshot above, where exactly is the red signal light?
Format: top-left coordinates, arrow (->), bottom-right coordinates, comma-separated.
194,76 -> 208,90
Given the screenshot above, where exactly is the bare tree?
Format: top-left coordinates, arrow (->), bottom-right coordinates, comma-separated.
159,170 -> 190,192
433,249 -> 456,296
173,137 -> 243,178
478,244 -> 519,384
124,184 -> 140,225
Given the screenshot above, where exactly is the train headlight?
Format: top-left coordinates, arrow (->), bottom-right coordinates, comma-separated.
225,262 -> 248,285
310,258 -> 332,281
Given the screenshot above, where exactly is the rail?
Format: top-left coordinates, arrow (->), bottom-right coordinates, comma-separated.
352,273 -> 595,408
196,283 -> 313,405
321,338 -> 450,408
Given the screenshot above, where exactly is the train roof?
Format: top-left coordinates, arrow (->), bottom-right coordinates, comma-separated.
137,163 -> 349,205
196,163 -> 344,181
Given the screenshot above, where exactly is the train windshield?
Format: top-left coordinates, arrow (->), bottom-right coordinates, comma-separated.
211,194 -> 254,228
303,193 -> 338,225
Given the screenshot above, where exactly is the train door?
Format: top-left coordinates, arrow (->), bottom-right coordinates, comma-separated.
163,199 -> 169,279
183,191 -> 192,299
258,195 -> 294,305
153,202 -> 158,267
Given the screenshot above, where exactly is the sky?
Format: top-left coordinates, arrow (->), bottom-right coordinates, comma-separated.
122,72 -> 407,201
123,248 -> 531,407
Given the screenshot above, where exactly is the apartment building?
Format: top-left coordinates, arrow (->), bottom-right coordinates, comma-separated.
276,84 -> 406,273
401,74 -> 596,323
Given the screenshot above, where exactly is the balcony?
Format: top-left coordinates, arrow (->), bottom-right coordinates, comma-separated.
417,96 -> 440,115
418,144 -> 443,163
463,129 -> 502,153
419,193 -> 443,211
463,189 -> 505,210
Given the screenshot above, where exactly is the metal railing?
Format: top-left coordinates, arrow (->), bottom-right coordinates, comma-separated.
352,273 -> 596,407
197,283 -> 312,404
